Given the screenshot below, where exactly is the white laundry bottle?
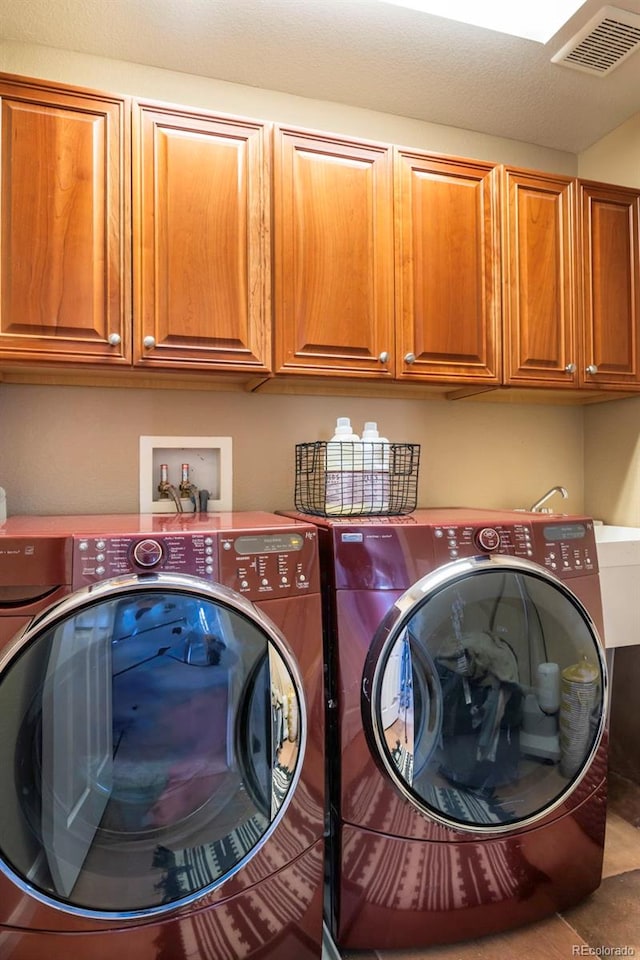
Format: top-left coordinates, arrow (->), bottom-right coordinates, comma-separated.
361,421 -> 390,513
325,417 -> 361,515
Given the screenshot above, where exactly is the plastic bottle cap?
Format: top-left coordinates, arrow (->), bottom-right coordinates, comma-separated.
362,421 -> 379,439
334,417 -> 354,435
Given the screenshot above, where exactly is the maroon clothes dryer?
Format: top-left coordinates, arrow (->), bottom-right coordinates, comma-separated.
0,512 -> 324,960
282,508 -> 608,951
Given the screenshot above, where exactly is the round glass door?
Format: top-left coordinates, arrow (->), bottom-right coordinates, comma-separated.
0,574 -> 304,916
363,556 -> 607,833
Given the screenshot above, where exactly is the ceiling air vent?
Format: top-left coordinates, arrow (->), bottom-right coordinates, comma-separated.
551,5 -> 640,75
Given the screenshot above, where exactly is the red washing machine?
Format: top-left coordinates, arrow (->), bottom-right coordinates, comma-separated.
282,507 -> 608,951
0,512 -> 324,960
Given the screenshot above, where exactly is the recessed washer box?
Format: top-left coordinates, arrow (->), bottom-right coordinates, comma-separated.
594,526 -> 640,648
139,436 -> 232,513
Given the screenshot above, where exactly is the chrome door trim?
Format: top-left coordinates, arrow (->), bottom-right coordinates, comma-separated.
364,554 -> 608,835
0,572 -> 307,921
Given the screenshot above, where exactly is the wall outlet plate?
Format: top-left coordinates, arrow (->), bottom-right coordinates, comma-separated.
139,436 -> 232,513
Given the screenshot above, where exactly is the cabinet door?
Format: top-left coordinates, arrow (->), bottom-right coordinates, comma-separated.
502,168 -> 576,387
579,181 -> 640,390
273,127 -> 394,378
0,76 -> 129,364
134,103 -> 271,372
395,151 -> 500,384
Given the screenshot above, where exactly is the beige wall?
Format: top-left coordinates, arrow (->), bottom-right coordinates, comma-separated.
579,117 -> 640,526
0,384 -> 585,517
0,40 -> 618,522
0,40 -> 577,172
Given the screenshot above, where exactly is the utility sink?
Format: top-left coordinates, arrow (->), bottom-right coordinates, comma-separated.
594,525 -> 640,648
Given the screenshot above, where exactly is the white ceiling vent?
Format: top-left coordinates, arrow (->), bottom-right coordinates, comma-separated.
551,5 -> 640,75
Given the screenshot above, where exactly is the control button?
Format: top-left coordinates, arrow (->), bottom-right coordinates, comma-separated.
448,539 -> 456,547
240,579 -> 249,588
298,573 -> 307,582
476,527 -> 501,552
205,565 -> 213,574
527,549 -> 533,557
550,562 -> 557,569
132,538 -> 164,568
96,553 -> 105,562
205,537 -> 214,545
281,576 -> 289,584
449,549 -> 459,558
223,542 -> 232,551
434,529 -> 444,538
78,541 -> 89,551
261,578 -> 269,586
447,528 -> 456,537
205,546 -> 213,555
96,540 -> 106,550
95,566 -> 106,576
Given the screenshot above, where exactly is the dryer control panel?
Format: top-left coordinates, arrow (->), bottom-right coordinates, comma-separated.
72,533 -> 217,588
432,522 -> 536,563
432,518 -> 598,579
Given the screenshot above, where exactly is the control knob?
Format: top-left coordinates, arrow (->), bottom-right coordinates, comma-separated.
476,527 -> 501,552
132,538 -> 164,568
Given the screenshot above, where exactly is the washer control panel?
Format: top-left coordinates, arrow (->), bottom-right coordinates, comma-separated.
72,533 -> 217,588
218,528 -> 319,600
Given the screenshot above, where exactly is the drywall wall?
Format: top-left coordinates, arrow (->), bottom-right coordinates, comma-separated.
0,39 -> 577,172
0,384 -> 585,517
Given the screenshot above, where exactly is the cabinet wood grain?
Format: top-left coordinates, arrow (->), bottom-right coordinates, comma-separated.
133,103 -> 271,371
502,168 -> 576,386
273,127 -> 394,377
579,180 -> 640,390
0,75 -> 129,364
395,151 -> 501,383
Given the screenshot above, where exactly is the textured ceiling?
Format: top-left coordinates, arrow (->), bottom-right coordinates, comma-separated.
2,0 -> 640,153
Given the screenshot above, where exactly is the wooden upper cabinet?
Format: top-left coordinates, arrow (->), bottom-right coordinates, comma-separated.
273,127 -> 395,378
579,180 -> 640,390
133,102 -> 271,372
0,75 -> 129,364
502,168 -> 577,387
394,150 -> 501,384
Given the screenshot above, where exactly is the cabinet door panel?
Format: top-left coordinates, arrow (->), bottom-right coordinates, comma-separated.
274,128 -> 394,377
395,152 -> 500,383
0,78 -> 128,363
502,169 -> 575,386
134,104 -> 270,371
580,182 -> 640,389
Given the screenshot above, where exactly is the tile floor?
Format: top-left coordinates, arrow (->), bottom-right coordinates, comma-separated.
324,770 -> 640,960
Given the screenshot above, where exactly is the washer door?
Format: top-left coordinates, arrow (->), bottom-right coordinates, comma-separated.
362,555 -> 607,833
0,574 -> 305,916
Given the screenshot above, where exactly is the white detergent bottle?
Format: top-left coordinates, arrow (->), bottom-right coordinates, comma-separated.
361,421 -> 390,513
325,417 -> 361,515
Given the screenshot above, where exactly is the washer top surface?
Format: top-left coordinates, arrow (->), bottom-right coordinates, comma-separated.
1,511 -> 313,537
282,507 -> 589,526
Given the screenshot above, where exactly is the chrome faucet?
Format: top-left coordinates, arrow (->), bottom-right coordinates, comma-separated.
529,486 -> 569,513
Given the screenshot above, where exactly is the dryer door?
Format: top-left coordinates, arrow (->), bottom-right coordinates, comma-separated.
0,573 -> 305,917
362,555 -> 607,833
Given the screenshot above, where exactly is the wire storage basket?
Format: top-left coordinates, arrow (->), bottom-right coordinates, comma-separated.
294,442 -> 420,517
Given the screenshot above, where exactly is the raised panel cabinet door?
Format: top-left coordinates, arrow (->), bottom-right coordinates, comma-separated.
0,76 -> 129,364
395,151 -> 500,384
502,168 -> 576,386
273,127 -> 394,377
133,103 -> 271,372
579,181 -> 640,390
